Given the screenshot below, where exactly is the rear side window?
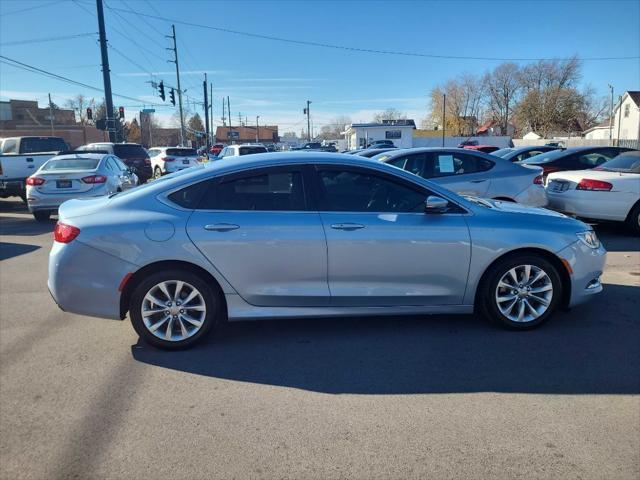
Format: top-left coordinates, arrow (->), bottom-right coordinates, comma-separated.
20,137 -> 67,154
429,153 -> 493,178
166,148 -> 197,156
239,146 -> 267,155
113,144 -> 148,158
167,180 -> 210,209
199,171 -> 305,211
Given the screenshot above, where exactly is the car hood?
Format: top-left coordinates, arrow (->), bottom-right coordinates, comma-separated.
468,197 -> 568,218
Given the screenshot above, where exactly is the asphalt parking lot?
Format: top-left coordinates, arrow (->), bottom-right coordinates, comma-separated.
0,196 -> 638,480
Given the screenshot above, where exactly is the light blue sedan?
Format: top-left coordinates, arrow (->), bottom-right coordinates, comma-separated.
48,153 -> 606,349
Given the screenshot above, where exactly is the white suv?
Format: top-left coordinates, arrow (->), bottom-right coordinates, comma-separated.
217,144 -> 267,159
147,147 -> 200,179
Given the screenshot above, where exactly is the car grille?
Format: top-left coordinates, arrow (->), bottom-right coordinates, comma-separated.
548,180 -> 570,192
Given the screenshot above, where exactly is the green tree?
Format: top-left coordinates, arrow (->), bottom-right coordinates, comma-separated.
187,113 -> 205,145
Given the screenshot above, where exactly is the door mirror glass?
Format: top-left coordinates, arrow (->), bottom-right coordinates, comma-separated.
425,195 -> 449,213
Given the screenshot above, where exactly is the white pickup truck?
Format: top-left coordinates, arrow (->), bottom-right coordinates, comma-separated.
0,136 -> 68,200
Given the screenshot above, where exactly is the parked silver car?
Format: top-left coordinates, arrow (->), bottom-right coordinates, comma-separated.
48,153 -> 605,349
375,148 -> 547,206
26,152 -> 137,221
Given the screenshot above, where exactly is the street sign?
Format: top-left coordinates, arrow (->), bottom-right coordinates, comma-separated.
142,109 -> 156,113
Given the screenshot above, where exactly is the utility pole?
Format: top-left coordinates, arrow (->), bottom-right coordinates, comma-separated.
616,95 -> 622,146
256,115 -> 260,143
442,93 -> 446,147
227,96 -> 233,143
608,84 -> 614,146
203,73 -> 210,151
48,93 -> 54,135
167,24 -> 185,145
209,83 -> 213,144
221,97 -> 226,126
96,0 -> 115,142
306,100 -> 311,141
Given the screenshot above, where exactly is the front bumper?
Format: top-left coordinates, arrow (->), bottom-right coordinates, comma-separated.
48,239 -> 138,320
557,239 -> 606,308
514,184 -> 548,207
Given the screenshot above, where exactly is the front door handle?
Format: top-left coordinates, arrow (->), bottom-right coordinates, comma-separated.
470,179 -> 487,183
204,223 -> 239,232
330,223 -> 365,231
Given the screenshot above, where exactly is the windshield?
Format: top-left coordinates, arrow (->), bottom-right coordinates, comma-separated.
239,146 -> 267,155
42,158 -> 100,170
109,165 -> 202,198
521,149 -> 568,164
20,137 -> 67,154
492,148 -> 514,157
595,152 -> 640,173
166,148 -> 197,156
113,144 -> 148,158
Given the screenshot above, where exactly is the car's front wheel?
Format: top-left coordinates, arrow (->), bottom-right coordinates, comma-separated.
478,254 -> 562,329
626,202 -> 640,235
129,270 -> 219,349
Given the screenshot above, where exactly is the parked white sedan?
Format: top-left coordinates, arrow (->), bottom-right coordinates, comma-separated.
546,151 -> 640,234
147,147 -> 200,179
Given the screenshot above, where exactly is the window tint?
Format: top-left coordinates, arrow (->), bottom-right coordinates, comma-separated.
318,169 -> 425,213
105,158 -> 117,172
430,152 -> 493,178
239,146 -> 267,155
113,157 -> 128,171
577,151 -> 612,167
42,158 -> 100,170
113,144 -> 148,158
20,137 -> 67,154
167,180 -> 210,209
199,171 -> 305,211
2,139 -> 17,153
166,148 -> 197,156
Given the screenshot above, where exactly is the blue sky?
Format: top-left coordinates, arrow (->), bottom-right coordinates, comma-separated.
1,0 -> 639,132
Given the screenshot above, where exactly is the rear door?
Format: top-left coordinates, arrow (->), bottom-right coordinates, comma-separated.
186,165 -> 329,307
426,151 -> 494,196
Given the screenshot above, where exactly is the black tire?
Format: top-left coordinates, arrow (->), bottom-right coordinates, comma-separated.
625,202 -> 640,236
129,269 -> 219,350
477,254 -> 562,330
33,211 -> 50,222
153,167 -> 163,180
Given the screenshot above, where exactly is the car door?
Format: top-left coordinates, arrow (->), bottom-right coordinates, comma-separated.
313,165 -> 471,307
186,165 -> 329,307
426,151 -> 493,197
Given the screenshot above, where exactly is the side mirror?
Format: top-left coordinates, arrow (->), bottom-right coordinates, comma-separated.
425,195 -> 449,213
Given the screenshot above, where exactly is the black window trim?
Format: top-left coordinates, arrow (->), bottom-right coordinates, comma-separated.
425,150 -> 495,179
310,163 -> 468,215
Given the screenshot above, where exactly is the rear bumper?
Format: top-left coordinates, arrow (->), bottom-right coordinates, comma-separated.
27,185 -> 109,212
48,239 -> 138,320
556,240 -> 606,308
547,190 -> 634,222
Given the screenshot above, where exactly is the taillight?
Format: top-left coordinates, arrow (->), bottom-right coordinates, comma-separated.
162,156 -> 175,162
533,175 -> 543,185
81,175 -> 107,184
26,176 -> 45,186
53,222 -> 81,243
576,179 -> 613,191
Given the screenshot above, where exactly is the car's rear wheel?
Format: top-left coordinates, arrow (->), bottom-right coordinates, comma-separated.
33,211 -> 50,222
478,254 -> 562,330
129,270 -> 218,349
153,167 -> 163,180
625,202 -> 640,235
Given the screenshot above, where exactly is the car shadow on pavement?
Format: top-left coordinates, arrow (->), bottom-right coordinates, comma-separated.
0,215 -> 56,236
0,242 -> 40,261
593,223 -> 640,252
132,283 -> 639,395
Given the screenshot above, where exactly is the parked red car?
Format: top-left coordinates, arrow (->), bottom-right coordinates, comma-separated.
209,143 -> 225,156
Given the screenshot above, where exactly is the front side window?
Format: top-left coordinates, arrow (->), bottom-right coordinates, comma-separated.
318,169 -> 425,213
577,151 -> 613,167
199,170 -> 305,211
429,152 -> 493,178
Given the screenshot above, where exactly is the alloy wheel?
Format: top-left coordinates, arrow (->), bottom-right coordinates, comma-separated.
495,264 -> 553,323
141,280 -> 207,341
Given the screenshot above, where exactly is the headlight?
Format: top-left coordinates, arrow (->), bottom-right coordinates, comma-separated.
576,230 -> 600,249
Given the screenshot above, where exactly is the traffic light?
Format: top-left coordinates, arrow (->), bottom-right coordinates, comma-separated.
303,108 -> 307,114
169,88 -> 176,106
86,107 -> 92,120
158,81 -> 165,101
118,106 -> 125,119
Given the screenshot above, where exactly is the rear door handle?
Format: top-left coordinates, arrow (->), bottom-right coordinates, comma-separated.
204,223 -> 239,232
330,223 -> 365,231
470,179 -> 487,183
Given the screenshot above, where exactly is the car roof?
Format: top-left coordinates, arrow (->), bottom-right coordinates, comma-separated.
374,147 -> 497,158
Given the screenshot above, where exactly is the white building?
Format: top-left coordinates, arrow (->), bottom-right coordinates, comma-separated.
343,119 -> 416,150
612,91 -> 640,140
583,120 -> 612,140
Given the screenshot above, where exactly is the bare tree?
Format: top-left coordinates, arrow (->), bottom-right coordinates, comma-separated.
484,62 -> 521,135
65,94 -> 96,125
428,73 -> 485,135
372,109 -> 405,123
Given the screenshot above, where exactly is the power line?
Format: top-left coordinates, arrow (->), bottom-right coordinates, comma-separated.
103,5 -> 640,62
0,32 -> 97,47
0,55 -> 164,106
0,0 -> 61,16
